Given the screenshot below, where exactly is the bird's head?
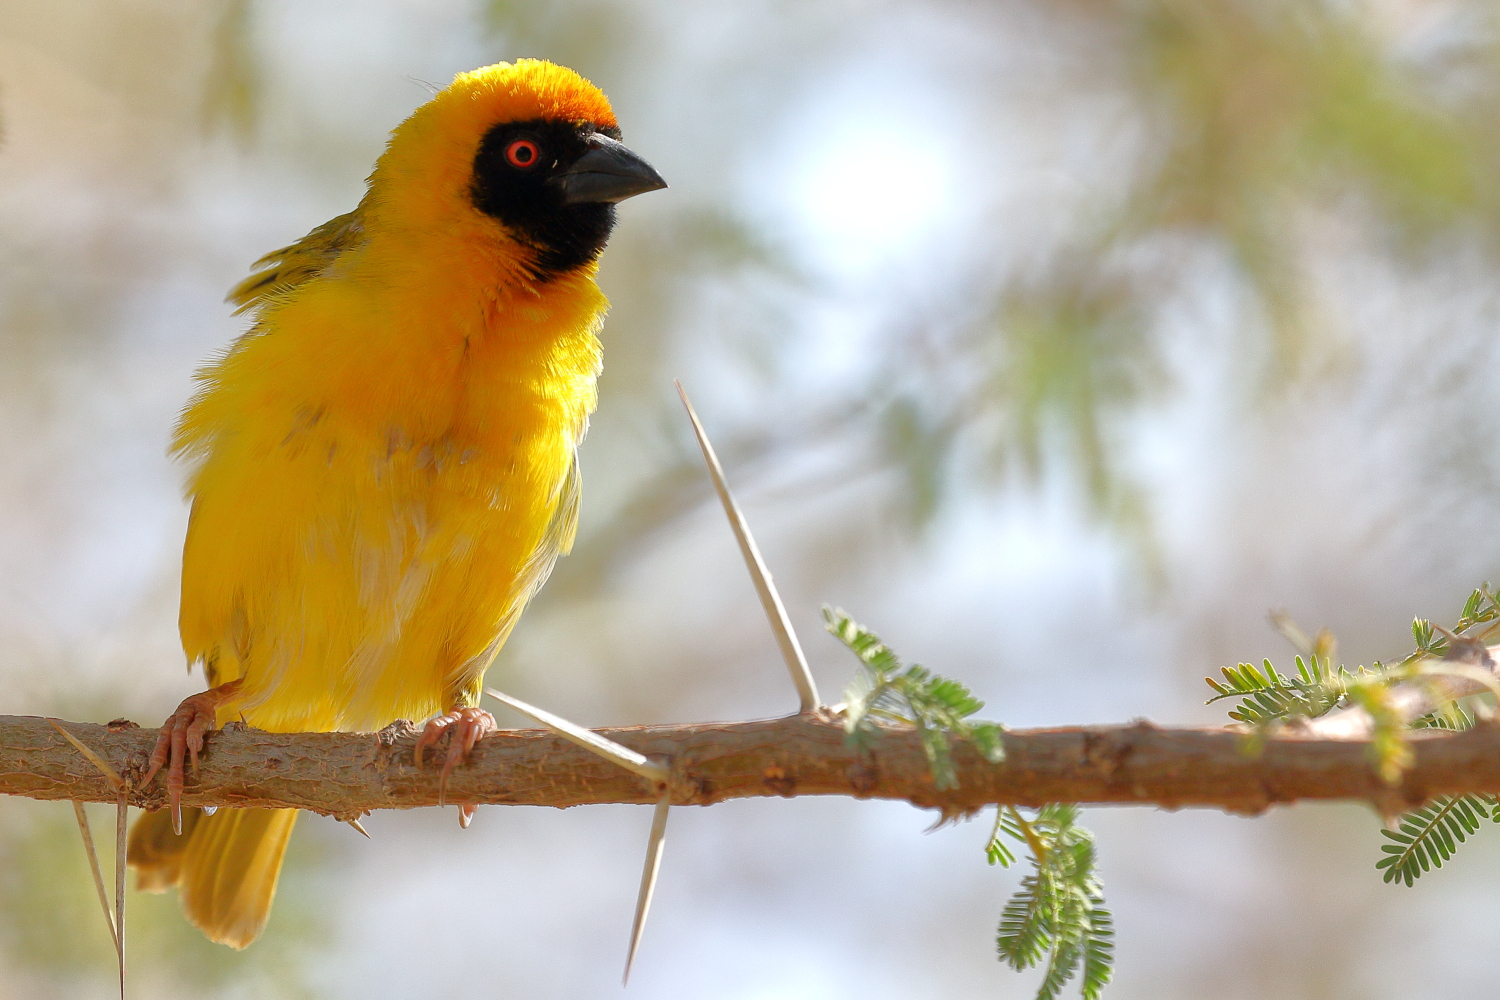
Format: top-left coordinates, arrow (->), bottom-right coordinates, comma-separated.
367,59 -> 666,282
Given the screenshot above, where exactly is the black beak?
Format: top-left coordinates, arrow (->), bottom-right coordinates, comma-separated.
553,133 -> 667,205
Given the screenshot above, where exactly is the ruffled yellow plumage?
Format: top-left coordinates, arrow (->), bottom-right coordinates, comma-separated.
127,60 -> 641,948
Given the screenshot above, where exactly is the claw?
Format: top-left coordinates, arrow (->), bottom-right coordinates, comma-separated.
142,680 -> 243,833
413,707 -> 496,825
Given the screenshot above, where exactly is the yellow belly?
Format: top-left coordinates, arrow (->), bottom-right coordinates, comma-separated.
175,266 -> 604,733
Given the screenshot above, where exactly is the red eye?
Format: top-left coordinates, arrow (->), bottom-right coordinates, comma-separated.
506,138 -> 540,168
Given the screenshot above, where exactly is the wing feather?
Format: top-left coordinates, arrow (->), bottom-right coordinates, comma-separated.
225,205 -> 368,315
447,451 -> 582,708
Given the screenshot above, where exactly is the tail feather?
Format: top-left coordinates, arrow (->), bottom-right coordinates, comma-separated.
127,807 -> 299,949
127,805 -> 203,893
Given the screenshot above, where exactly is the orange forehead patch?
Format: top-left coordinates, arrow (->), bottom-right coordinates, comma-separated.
449,59 -> 617,130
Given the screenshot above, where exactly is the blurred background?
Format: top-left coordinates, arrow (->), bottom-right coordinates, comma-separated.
3,0 -> 1500,996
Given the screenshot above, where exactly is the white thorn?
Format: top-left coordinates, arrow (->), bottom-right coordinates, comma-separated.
115,793 -> 127,1000
483,688 -> 669,784
623,792 -> 671,985
71,801 -> 119,955
47,718 -> 124,789
674,381 -> 821,713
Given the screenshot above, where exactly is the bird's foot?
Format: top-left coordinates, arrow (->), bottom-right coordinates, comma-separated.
141,679 -> 244,835
414,707 -> 496,825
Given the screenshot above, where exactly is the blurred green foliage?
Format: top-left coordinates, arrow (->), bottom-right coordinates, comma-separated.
857,0 -> 1500,552
8,0 -> 1500,993
201,0 -> 261,140
0,800 -> 329,996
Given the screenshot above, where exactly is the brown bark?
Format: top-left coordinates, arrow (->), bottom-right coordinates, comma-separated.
6,711 -> 1500,820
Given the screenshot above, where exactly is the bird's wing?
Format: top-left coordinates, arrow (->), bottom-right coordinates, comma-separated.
541,447 -> 583,559
225,205 -> 368,314
503,448 -> 581,629
447,451 -> 582,709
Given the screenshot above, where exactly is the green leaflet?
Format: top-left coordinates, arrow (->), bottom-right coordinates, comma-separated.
1206,585 -> 1500,888
992,805 -> 1114,1000
824,609 -> 1111,997
1377,794 -> 1498,886
1375,703 -> 1499,887
823,606 -> 1004,789
1204,583 -> 1500,730
1203,653 -> 1346,727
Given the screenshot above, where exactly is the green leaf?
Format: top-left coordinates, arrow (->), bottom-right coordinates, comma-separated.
916,720 -> 958,791
992,805 -> 1114,1000
1037,936 -> 1083,1000
987,809 -> 1022,868
997,871 -> 1050,971
1454,583 -> 1499,634
1377,794 -> 1492,886
824,611 -> 1111,997
823,606 -> 1005,789
987,839 -> 1018,869
1081,902 -> 1115,1000
1412,617 -> 1436,654
970,723 -> 1007,764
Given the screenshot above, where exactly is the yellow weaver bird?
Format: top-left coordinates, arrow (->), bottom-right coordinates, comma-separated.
126,60 -> 665,949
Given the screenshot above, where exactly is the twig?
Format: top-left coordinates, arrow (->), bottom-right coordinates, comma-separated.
13,713 -> 1500,816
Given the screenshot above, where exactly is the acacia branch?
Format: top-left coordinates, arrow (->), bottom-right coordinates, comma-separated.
7,712 -> 1500,819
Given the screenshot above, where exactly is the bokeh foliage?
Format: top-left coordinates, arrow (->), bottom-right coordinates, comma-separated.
6,0 -> 1500,996
855,0 -> 1500,550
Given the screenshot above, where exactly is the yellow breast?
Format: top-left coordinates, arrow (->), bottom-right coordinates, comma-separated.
175,245 -> 605,732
